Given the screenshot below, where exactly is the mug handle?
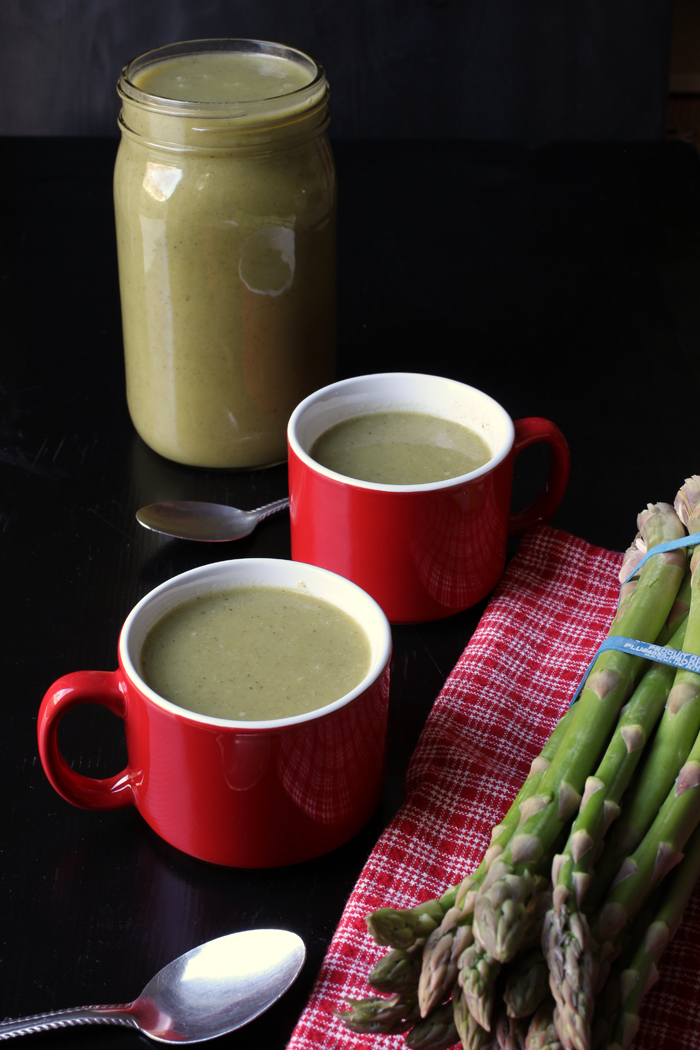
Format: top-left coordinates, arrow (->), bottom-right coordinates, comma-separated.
508,417 -> 570,538
37,670 -> 136,810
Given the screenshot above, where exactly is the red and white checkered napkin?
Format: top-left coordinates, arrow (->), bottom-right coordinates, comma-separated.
287,525 -> 700,1050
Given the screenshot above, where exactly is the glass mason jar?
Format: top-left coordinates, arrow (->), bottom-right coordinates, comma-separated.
114,39 -> 336,469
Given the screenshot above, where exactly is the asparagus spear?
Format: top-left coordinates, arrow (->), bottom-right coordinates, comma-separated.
334,992 -> 420,1034
416,710 -> 576,1014
337,992 -> 460,1045
367,897 -> 452,951
504,949 -> 550,1019
494,1009 -> 528,1049
605,824 -> 700,1050
458,942 -> 502,1030
542,612 -> 690,1050
405,1002 -> 460,1049
368,942 -> 425,996
618,537 -> 690,649
417,904 -> 476,1020
590,972 -> 620,1050
654,563 -> 692,646
453,986 -> 495,1050
675,474 -> 700,539
526,1000 -> 563,1050
472,503 -> 687,964
612,540 -> 646,623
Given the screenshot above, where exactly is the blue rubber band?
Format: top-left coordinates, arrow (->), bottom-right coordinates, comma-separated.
569,531 -> 700,708
621,531 -> 700,584
569,636 -> 700,707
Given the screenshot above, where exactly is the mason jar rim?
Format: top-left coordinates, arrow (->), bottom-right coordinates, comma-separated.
117,37 -> 327,119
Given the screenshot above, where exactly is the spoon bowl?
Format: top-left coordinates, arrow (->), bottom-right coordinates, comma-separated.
0,929 -> 305,1043
136,498 -> 290,542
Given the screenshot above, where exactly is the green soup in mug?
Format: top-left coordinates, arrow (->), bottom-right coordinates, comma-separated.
309,410 -> 492,485
140,584 -> 371,720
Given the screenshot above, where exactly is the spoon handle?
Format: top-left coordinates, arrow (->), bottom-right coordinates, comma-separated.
0,1004 -> 138,1039
255,497 -> 290,522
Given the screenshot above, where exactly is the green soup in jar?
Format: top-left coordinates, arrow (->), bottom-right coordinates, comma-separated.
114,40 -> 336,468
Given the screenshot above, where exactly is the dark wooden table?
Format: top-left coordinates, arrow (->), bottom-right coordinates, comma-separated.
1,136 -> 699,1049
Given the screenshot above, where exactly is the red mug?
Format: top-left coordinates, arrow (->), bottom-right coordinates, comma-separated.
287,373 -> 570,623
37,558 -> 392,868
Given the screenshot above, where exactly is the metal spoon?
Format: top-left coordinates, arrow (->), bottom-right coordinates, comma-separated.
136,498 -> 290,542
0,928 -> 305,1043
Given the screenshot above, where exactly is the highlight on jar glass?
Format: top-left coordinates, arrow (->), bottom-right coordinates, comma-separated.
287,373 -> 571,624
114,39 -> 337,469
37,559 -> 392,868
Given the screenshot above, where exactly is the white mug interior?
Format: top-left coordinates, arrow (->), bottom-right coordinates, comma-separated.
119,558 -> 392,730
287,372 -> 516,492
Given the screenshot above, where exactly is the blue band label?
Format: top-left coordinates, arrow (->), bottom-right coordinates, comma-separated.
569,636 -> 696,706
611,638 -> 700,671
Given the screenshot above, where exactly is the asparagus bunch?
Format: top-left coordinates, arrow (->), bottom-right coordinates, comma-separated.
338,481 -> 700,1050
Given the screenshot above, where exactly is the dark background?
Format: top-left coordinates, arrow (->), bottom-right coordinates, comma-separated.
1,0 -> 674,142
2,132 -> 700,1048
